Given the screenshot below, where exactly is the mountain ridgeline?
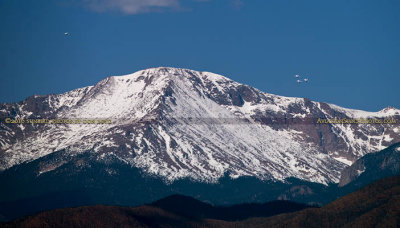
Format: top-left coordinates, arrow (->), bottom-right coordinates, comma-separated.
3,176 -> 399,228
0,67 -> 399,222
1,67 -> 399,184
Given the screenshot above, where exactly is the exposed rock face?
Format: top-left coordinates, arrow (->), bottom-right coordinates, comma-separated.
339,142 -> 400,187
338,161 -> 366,187
1,67 -> 399,184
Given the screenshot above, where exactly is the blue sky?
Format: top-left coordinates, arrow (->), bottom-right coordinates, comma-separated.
0,0 -> 399,111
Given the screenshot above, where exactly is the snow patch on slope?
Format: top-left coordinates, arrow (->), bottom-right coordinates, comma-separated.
333,157 -> 353,166
328,104 -> 400,118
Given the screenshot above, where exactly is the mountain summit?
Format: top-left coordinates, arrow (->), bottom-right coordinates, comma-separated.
1,67 -> 399,184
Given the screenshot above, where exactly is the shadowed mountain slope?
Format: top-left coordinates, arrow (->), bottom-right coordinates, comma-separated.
2,176 -> 399,228
214,175 -> 400,228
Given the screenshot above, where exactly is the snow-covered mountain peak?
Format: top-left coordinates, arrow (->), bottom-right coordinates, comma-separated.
109,67 -> 230,82
379,106 -> 399,115
327,104 -> 400,118
1,67 -> 399,185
